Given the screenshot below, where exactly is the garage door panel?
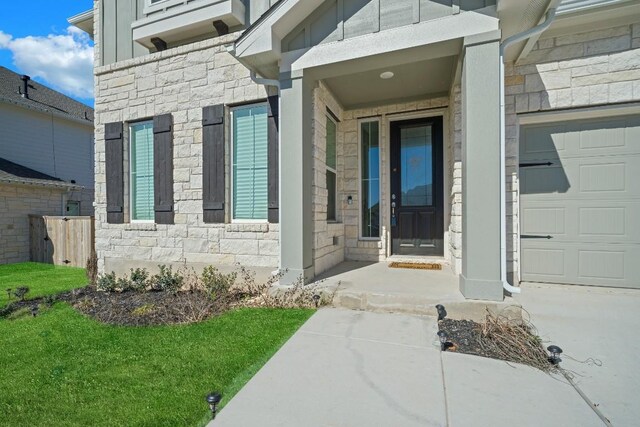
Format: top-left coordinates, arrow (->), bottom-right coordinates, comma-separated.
522,200 -> 640,244
520,114 -> 639,288
521,241 -> 640,288
520,116 -> 640,161
521,154 -> 640,199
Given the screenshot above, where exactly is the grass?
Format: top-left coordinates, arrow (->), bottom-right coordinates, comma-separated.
0,263 -> 314,426
0,304 -> 313,426
0,262 -> 87,307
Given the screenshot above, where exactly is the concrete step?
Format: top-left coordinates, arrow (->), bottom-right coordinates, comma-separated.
330,289 -> 522,322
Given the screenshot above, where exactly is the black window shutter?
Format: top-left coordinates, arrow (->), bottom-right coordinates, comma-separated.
153,114 -> 174,224
202,104 -> 225,223
105,122 -> 124,224
267,95 -> 279,223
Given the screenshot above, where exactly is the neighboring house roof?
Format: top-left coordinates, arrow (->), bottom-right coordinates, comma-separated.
0,157 -> 80,189
0,66 -> 94,123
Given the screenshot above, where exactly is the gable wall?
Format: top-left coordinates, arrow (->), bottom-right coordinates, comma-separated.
282,0 -> 496,52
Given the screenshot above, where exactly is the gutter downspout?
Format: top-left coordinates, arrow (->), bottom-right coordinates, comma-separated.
499,7 -> 557,295
249,71 -> 282,275
250,71 -> 281,90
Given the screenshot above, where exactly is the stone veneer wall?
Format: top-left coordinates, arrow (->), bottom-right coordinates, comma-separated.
448,86 -> 462,274
311,82 -> 346,276
93,26 -> 279,274
339,96 -> 451,262
505,20 -> 640,281
0,184 -> 65,264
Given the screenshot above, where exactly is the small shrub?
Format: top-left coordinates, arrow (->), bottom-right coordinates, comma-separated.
132,304 -> 156,316
14,286 -> 30,301
96,272 -> 117,292
116,277 -> 132,292
201,266 -> 236,301
129,268 -> 149,292
150,265 -> 184,293
86,252 -> 98,286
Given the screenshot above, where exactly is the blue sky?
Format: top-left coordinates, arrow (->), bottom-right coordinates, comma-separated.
0,1 -> 94,106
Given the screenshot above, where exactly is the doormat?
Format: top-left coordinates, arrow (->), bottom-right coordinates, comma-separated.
389,262 -> 442,270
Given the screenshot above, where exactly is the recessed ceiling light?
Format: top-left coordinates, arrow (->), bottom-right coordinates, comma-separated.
380,71 -> 394,80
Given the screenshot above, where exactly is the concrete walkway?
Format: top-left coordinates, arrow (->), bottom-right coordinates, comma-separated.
210,307 -> 609,427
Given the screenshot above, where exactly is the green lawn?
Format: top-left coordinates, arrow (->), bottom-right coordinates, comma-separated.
0,262 -> 87,307
0,263 -> 314,426
1,304 -> 313,426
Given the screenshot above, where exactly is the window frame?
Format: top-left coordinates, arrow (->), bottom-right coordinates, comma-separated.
230,102 -> 269,223
358,118 -> 382,241
129,120 -> 155,224
325,112 -> 338,222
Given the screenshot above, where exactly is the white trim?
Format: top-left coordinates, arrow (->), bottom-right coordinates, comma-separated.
383,108 -> 449,258
144,0 -> 189,15
358,118 -> 382,241
129,120 -> 155,223
325,113 -> 338,222
230,102 -> 269,222
518,102 -> 640,125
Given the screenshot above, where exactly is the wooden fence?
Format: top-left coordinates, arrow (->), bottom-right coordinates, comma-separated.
29,216 -> 95,268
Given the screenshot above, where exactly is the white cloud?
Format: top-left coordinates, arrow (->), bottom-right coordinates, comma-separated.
0,27 -> 94,100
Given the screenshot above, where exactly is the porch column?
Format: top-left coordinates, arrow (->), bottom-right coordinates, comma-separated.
279,71 -> 314,285
459,35 -> 503,301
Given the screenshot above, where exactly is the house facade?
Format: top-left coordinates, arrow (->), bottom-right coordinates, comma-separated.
0,67 -> 95,264
78,0 -> 640,300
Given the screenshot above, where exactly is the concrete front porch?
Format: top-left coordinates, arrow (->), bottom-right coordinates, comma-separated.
312,261 -> 517,319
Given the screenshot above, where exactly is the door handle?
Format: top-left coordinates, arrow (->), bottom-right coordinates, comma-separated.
521,235 -> 553,239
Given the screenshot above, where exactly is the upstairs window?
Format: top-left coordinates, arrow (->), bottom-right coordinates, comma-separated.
130,121 -> 155,222
232,104 -> 268,221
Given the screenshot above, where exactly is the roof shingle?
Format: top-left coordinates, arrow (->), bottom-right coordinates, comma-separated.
0,66 -> 94,123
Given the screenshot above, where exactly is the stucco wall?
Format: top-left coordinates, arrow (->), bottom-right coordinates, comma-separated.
505,20 -> 640,281
94,34 -> 278,274
0,184 -> 65,264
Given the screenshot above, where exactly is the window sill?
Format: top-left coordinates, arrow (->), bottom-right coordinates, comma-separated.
125,223 -> 157,231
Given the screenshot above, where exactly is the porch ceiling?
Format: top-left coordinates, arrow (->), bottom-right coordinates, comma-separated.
323,56 -> 456,109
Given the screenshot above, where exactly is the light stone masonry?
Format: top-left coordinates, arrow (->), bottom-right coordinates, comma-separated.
504,20 -> 640,281
93,23 -> 277,274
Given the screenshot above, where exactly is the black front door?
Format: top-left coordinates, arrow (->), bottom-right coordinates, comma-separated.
390,117 -> 444,256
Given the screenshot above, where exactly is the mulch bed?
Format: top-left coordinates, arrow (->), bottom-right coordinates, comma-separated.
1,287 -> 223,326
438,319 -> 492,357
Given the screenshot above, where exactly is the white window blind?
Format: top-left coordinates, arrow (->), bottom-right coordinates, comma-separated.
130,122 -> 154,221
232,104 -> 268,220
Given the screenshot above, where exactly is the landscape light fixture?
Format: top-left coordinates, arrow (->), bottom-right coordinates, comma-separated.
31,304 -> 39,317
312,294 -> 321,308
435,304 -> 447,321
547,345 -> 563,365
206,392 -> 222,419
437,330 -> 448,351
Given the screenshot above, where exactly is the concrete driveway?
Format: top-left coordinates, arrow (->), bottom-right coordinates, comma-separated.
210,283 -> 638,426
515,282 -> 640,426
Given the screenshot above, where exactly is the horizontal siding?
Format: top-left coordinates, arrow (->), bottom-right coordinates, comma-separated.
0,103 -> 94,188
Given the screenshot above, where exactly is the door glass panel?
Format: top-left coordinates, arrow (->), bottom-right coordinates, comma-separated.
361,121 -> 380,238
400,125 -> 433,207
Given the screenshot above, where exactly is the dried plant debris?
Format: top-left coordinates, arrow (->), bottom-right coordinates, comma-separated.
439,308 -> 555,372
3,264 -> 335,326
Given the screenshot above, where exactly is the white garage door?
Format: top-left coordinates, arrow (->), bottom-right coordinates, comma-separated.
519,114 -> 640,288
